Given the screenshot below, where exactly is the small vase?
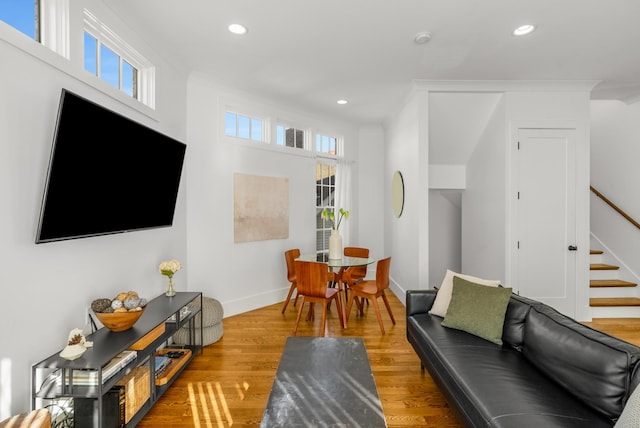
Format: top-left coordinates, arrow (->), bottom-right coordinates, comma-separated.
166,276 -> 176,297
329,229 -> 342,260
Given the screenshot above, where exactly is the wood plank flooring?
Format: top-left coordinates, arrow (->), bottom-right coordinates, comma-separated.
137,292 -> 640,428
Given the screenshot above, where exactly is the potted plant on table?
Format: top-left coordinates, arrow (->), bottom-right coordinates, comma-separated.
321,208 -> 350,259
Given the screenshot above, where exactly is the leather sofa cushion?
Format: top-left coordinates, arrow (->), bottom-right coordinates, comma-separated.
501,293 -> 535,349
523,304 -> 640,420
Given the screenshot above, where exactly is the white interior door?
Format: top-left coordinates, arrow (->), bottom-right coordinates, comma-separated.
512,128 -> 577,316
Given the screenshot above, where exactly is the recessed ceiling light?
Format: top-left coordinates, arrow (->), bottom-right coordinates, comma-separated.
414,31 -> 432,45
228,24 -> 248,35
513,24 -> 536,36
337,99 -> 348,105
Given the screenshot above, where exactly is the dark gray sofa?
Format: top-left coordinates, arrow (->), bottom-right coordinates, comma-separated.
406,289 -> 640,428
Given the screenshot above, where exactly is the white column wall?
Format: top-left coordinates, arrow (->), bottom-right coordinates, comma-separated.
461,95 -> 507,281
384,90 -> 430,300
357,126 -> 385,267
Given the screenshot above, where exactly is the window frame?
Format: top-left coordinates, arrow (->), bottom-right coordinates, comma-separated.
83,9 -> 155,108
315,161 -> 337,257
224,110 -> 269,143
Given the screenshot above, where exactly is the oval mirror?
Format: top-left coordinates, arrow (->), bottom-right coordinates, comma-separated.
391,170 -> 404,218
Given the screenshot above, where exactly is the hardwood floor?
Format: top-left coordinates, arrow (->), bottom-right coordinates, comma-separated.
137,292 -> 640,427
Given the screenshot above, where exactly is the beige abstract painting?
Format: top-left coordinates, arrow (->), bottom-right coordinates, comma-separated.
234,173 -> 289,243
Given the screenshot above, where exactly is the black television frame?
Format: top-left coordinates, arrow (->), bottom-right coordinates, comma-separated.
35,89 -> 187,244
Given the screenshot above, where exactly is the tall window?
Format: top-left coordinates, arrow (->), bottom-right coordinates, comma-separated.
0,0 -> 39,40
225,111 -> 265,142
316,162 -> 336,256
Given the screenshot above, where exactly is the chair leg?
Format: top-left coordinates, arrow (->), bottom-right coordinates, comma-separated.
346,292 -> 356,323
306,303 -> 315,321
292,298 -> 306,335
320,302 -> 328,337
381,291 -> 396,325
371,297 -> 385,334
335,295 -> 345,328
281,283 -> 296,313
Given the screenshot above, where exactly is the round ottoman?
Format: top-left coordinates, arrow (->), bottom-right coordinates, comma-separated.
172,297 -> 223,346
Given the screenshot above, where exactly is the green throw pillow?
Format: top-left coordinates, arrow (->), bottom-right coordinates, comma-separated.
441,276 -> 512,345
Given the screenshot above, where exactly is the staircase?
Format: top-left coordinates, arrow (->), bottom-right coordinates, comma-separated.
590,249 -> 640,317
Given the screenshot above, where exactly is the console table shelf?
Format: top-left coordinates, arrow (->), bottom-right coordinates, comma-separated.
32,292 -> 203,427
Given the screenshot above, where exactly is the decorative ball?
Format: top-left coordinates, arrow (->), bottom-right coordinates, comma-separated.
124,297 -> 141,310
111,299 -> 123,310
91,298 -> 112,313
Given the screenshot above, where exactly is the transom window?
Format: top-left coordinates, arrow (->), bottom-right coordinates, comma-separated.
84,31 -> 138,98
83,9 -> 154,107
316,134 -> 338,155
276,125 -> 305,149
225,111 -> 266,142
0,0 -> 39,40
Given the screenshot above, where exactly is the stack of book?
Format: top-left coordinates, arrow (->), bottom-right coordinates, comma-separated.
154,355 -> 172,378
66,350 -> 137,386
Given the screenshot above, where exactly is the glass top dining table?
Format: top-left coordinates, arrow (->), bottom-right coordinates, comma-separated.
296,253 -> 376,328
296,253 -> 375,269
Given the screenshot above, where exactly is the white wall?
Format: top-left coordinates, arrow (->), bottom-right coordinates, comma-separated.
357,126 -> 385,267
461,95 -> 507,281
428,191 -> 461,288
0,1 -> 189,417
591,100 -> 640,284
384,90 -> 430,300
185,74 -> 364,317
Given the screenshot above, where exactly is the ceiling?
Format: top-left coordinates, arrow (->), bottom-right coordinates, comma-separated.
106,1 -> 640,126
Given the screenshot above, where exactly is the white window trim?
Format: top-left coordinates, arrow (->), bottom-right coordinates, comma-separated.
83,9 -> 155,108
40,0 -> 70,58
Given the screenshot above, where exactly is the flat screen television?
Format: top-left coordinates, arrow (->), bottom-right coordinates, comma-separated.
36,89 -> 187,243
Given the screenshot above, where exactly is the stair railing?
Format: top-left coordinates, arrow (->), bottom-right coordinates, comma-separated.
590,185 -> 640,230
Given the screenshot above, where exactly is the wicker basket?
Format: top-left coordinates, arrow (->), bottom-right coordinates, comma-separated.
94,309 -> 144,332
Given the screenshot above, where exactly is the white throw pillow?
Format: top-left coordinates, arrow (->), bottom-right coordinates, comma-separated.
429,269 -> 501,317
615,385 -> 640,428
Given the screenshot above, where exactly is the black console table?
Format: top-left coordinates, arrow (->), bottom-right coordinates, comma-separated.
32,292 -> 203,427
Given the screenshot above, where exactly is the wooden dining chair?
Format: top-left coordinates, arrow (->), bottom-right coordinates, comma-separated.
292,260 -> 344,336
342,247 -> 370,287
342,247 -> 369,310
346,257 -> 395,334
281,248 -> 300,313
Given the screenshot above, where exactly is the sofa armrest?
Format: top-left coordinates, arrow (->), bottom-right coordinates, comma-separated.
406,289 -> 437,316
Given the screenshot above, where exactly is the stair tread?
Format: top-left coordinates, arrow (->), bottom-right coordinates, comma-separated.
590,263 -> 620,270
590,297 -> 640,307
590,279 -> 637,287
590,249 -> 604,255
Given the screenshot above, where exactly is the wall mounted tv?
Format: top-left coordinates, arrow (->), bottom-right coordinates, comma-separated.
36,89 -> 187,243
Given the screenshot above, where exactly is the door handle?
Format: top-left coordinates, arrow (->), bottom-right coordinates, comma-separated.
568,245 -> 577,251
